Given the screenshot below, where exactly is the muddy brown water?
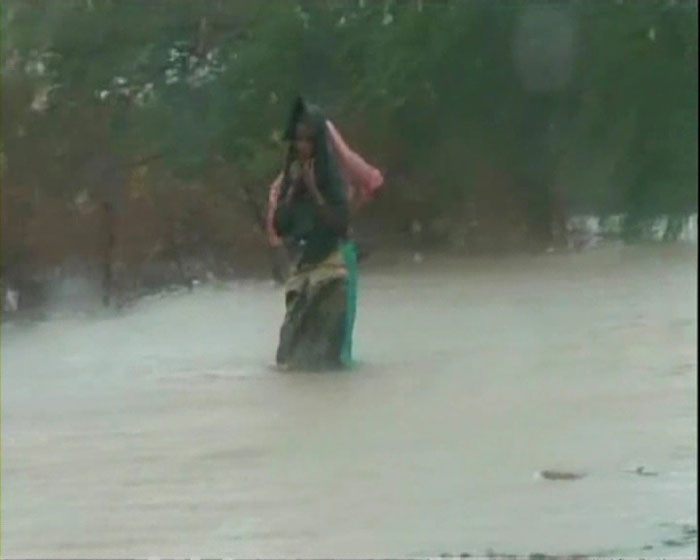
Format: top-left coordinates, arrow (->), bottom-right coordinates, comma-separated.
2,245 -> 696,558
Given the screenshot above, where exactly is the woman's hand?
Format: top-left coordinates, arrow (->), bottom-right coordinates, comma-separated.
302,159 -> 326,206
284,162 -> 302,202
301,159 -> 315,188
284,182 -> 297,203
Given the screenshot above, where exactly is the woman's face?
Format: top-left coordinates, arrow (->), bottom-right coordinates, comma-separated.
294,121 -> 315,162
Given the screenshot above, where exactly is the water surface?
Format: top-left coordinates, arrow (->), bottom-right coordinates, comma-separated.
2,246 -> 696,557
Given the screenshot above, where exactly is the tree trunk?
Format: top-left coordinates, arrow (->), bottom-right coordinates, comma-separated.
101,201 -> 115,307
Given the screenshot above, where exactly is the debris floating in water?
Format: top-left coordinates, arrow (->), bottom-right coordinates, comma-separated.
682,524 -> 697,537
623,465 -> 659,477
536,469 -> 586,481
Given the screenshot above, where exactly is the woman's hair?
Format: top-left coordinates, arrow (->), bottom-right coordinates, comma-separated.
280,96 -> 346,206
280,98 -> 306,198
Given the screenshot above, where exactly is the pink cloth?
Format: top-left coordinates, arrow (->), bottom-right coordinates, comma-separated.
325,120 -> 384,206
265,120 -> 384,247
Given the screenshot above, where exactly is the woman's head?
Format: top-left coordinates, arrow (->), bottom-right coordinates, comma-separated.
282,96 -> 346,203
284,96 -> 323,153
294,118 -> 316,162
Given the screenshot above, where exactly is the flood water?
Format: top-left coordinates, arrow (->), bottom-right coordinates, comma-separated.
2,245 -> 697,558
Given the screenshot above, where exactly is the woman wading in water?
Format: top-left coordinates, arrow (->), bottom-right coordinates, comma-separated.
268,97 -> 382,370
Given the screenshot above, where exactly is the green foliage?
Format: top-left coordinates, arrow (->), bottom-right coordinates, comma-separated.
2,0 -> 697,271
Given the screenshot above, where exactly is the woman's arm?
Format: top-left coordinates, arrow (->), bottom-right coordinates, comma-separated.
266,172 -> 284,247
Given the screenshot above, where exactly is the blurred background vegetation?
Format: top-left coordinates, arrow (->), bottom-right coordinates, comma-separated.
1,0 -> 697,305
